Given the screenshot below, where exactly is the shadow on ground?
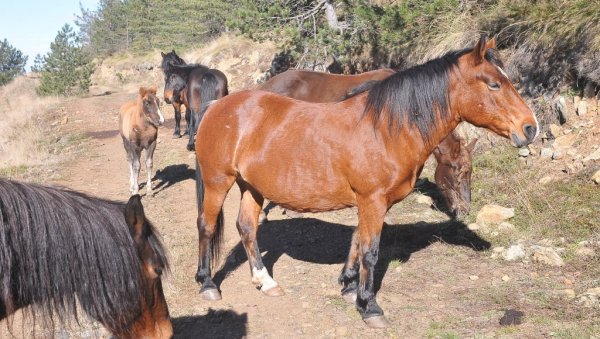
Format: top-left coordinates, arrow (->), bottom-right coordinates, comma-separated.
214,218 -> 490,293
173,309 -> 247,339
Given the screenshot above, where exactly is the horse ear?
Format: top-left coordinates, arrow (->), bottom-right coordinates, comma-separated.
125,194 -> 146,241
161,51 -> 166,57
139,86 -> 147,97
474,35 -> 487,64
486,37 -> 497,50
466,137 -> 478,153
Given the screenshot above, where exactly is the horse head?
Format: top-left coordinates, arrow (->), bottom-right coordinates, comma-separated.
160,49 -> 185,75
124,195 -> 172,338
432,134 -> 477,219
163,74 -> 187,105
453,37 -> 538,147
139,85 -> 164,127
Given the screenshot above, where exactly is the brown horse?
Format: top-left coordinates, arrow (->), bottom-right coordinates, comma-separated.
163,73 -> 191,138
260,68 -> 477,217
119,86 -> 165,196
193,37 -> 538,328
0,179 -> 171,338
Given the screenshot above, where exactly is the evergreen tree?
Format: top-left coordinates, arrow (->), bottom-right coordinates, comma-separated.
0,39 -> 28,86
37,24 -> 95,96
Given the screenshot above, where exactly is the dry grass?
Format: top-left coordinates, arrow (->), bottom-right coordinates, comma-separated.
0,76 -> 61,175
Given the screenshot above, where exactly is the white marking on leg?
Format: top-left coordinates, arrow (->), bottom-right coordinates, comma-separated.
158,108 -> 165,124
252,267 -> 278,292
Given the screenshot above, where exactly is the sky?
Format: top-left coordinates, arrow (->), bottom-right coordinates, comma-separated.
0,0 -> 99,70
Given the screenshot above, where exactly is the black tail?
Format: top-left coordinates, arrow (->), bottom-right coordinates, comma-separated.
195,154 -> 224,271
187,72 -> 220,151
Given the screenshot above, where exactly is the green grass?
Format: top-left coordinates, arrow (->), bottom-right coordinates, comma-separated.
0,165 -> 29,178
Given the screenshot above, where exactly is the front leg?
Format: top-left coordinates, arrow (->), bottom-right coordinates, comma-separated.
173,103 -> 182,138
184,108 -> 191,137
354,195 -> 389,328
145,140 -> 157,196
339,228 -> 360,303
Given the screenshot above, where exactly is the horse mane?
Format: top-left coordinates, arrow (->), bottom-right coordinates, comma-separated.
363,47 -> 503,146
0,179 -> 167,333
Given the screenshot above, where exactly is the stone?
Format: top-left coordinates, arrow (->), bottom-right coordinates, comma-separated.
498,222 -> 516,231
548,123 -> 562,138
499,309 -> 524,326
503,244 -> 525,261
573,96 -> 581,109
492,246 -> 506,253
539,176 -> 553,185
583,148 -> 600,162
469,275 -> 479,280
476,204 -> 515,225
540,147 -> 553,158
552,133 -> 578,151
415,194 -> 433,206
552,150 -> 563,160
556,96 -> 568,123
530,246 -> 564,266
61,116 -> 69,125
556,289 -> 576,299
593,170 -> 600,185
575,247 -> 595,258
577,287 -> 600,308
577,99 -> 588,116
518,148 -> 530,157
501,275 -> 511,282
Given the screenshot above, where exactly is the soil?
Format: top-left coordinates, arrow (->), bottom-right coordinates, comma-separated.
1,88 -> 597,339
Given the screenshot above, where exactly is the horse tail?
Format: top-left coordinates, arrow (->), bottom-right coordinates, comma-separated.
194,152 -> 224,271
340,80 -> 381,101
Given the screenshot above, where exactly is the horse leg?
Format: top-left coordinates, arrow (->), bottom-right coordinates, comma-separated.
172,103 -> 182,138
237,182 -> 284,297
131,148 -> 142,195
339,228 -> 360,303
145,140 -> 157,196
196,180 -> 235,300
354,196 -> 389,328
184,107 -> 191,137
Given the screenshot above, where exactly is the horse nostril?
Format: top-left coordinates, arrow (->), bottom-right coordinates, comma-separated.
155,267 -> 163,276
523,124 -> 536,141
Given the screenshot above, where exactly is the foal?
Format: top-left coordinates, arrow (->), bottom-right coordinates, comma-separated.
119,86 -> 165,196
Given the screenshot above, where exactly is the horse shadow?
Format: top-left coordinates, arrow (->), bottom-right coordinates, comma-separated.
413,178 -> 454,217
172,309 -> 247,339
214,218 -> 490,293
151,164 -> 196,194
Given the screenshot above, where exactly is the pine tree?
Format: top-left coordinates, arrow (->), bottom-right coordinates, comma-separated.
37,24 -> 95,96
0,39 -> 28,86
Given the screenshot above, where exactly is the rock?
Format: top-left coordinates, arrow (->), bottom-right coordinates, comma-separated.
498,222 -> 516,231
540,147 -> 553,158
556,289 -> 576,299
551,149 -> 563,160
503,244 -> 525,261
530,246 -> 564,266
552,133 -> 578,151
415,194 -> 433,206
575,247 -> 595,258
539,176 -> 553,185
493,246 -> 506,253
593,170 -> 600,185
518,148 -> 530,157
573,96 -> 581,109
548,123 -> 562,138
577,287 -> 600,308
476,204 -> 515,225
556,96 -> 568,123
502,275 -> 511,282
499,309 -> 524,326
577,99 -> 588,116
469,275 -> 479,280
61,116 -> 69,125
583,148 -> 600,162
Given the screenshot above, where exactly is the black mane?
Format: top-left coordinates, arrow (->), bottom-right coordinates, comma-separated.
363,47 -> 503,146
161,51 -> 209,81
0,179 -> 167,333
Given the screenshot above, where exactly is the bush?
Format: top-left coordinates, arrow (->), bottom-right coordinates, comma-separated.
36,24 -> 95,96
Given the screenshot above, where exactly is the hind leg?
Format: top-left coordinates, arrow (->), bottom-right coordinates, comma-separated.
196,179 -> 235,300
145,141 -> 157,196
237,181 -> 284,296
184,107 -> 191,137
173,103 -> 182,138
130,148 -> 142,195
339,228 -> 360,303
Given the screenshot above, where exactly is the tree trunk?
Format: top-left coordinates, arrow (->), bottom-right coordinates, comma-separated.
325,0 -> 339,31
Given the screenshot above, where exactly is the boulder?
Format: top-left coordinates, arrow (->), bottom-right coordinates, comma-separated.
592,170 -> 600,185
577,99 -> 588,116
552,133 -> 578,152
548,123 -> 562,138
503,244 -> 525,261
518,148 -> 530,157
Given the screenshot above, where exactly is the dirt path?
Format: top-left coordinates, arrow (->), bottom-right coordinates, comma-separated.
2,90 -> 591,339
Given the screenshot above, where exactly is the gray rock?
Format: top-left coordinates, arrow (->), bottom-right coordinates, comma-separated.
577,287 -> 600,308
577,99 -> 588,116
503,244 -> 525,261
556,96 -> 568,123
540,147 -> 553,158
530,246 -> 564,266
518,148 -> 530,157
593,170 -> 600,185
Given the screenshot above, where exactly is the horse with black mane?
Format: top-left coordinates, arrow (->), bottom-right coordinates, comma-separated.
163,72 -> 191,138
0,179 -> 172,338
260,68 -> 477,218
192,37 -> 538,328
160,50 -> 228,150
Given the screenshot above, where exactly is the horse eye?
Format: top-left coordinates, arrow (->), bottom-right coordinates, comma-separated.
488,82 -> 500,90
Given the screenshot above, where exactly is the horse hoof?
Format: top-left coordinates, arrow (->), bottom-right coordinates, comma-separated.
200,288 -> 222,301
363,315 -> 390,328
172,133 -> 181,139
262,285 -> 285,297
341,291 -> 357,304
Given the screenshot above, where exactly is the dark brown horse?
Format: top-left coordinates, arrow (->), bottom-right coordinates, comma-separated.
260,68 -> 477,217
160,50 -> 228,149
0,179 -> 171,338
193,37 -> 538,328
163,73 -> 191,138
119,86 -> 164,196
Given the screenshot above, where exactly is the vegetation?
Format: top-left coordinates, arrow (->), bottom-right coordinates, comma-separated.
0,39 -> 27,86
36,24 -> 95,96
